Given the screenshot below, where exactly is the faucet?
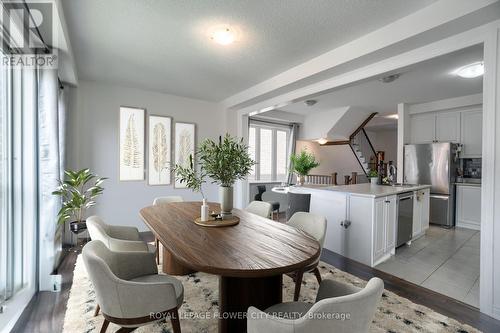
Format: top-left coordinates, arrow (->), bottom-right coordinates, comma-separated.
388,164 -> 397,185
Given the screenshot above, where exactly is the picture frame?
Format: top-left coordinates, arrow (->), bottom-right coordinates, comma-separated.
119,106 -> 145,181
174,122 -> 196,188
147,115 -> 172,185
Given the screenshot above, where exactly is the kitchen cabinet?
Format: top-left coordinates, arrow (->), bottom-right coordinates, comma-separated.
436,111 -> 461,143
372,195 -> 397,264
410,113 -> 435,144
413,188 -> 430,237
461,109 -> 483,158
409,108 -> 483,157
456,184 -> 481,230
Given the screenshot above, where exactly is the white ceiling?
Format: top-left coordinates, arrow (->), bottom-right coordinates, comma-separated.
61,0 -> 437,101
276,45 -> 483,119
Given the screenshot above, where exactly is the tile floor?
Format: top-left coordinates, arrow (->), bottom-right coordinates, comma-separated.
376,226 -> 480,307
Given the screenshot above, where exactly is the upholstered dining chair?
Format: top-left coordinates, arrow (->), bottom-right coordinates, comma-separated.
245,201 -> 273,219
153,196 -> 184,263
86,216 -> 155,253
247,277 -> 384,333
287,212 -> 327,301
83,240 -> 184,333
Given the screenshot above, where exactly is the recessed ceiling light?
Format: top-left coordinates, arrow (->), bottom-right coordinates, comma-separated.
454,62 -> 484,78
210,26 -> 236,45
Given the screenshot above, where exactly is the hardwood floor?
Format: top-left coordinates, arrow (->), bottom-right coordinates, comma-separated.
11,233 -> 500,333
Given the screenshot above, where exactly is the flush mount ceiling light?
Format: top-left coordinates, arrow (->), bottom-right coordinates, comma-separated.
454,61 -> 484,78
317,138 -> 328,145
209,25 -> 237,45
378,74 -> 400,83
304,100 -> 317,106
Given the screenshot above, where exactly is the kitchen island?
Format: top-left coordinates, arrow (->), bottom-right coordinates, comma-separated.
290,183 -> 431,267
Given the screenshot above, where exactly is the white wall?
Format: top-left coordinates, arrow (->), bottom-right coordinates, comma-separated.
67,81 -> 224,230
295,140 -> 364,184
366,128 -> 398,163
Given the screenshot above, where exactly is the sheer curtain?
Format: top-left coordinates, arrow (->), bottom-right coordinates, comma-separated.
38,69 -> 66,290
287,123 -> 299,185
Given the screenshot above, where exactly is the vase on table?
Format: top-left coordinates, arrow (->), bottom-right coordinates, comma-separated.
297,175 -> 305,186
220,186 -> 233,219
201,199 -> 209,221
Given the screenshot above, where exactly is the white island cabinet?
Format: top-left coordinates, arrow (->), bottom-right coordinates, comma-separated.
291,183 -> 431,267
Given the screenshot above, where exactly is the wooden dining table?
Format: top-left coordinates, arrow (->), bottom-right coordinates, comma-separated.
140,202 -> 321,333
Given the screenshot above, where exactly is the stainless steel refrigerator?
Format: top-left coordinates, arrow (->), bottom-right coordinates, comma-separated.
404,143 -> 459,227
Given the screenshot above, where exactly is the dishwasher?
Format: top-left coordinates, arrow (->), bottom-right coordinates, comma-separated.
397,192 -> 414,247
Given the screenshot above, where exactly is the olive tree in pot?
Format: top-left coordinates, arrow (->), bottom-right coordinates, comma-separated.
52,168 -> 107,242
197,134 -> 254,219
290,149 -> 320,186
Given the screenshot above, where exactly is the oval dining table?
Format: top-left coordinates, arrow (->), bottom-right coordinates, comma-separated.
140,202 -> 321,333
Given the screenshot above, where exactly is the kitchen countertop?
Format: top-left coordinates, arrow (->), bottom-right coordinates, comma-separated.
295,183 -> 431,198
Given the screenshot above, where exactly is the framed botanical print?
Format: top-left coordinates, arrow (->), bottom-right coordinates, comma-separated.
119,106 -> 145,181
174,122 -> 196,188
148,115 -> 172,185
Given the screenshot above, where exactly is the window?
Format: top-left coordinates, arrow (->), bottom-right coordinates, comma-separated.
248,121 -> 291,182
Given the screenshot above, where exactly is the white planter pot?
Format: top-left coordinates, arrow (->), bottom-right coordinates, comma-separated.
370,177 -> 378,185
219,186 -> 233,218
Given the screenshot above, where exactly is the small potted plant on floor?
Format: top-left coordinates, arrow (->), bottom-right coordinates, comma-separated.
176,134 -> 255,219
368,169 -> 379,185
52,168 -> 107,243
290,149 -> 320,186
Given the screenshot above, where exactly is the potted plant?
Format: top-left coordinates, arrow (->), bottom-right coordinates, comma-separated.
290,149 -> 320,186
176,134 -> 254,219
367,169 -> 379,185
52,168 -> 107,236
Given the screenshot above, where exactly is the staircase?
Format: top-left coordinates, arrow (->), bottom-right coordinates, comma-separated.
320,112 -> 378,177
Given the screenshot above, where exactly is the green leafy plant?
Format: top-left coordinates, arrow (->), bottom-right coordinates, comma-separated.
174,154 -> 206,199
52,168 -> 107,225
290,149 -> 320,176
196,134 -> 255,187
367,169 -> 378,178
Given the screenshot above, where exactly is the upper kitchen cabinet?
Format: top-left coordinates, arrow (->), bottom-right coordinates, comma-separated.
461,108 -> 483,158
436,111 -> 461,143
410,113 -> 435,144
409,107 -> 483,157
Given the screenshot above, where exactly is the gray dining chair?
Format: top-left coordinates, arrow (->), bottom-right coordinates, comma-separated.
83,240 -> 184,333
245,201 -> 273,218
247,277 -> 384,333
86,216 -> 155,253
287,212 -> 327,301
153,196 -> 184,263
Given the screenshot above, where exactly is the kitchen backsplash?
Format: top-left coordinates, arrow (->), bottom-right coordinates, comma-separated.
460,158 -> 482,178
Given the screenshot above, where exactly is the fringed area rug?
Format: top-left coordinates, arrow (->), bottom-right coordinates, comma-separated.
64,255 -> 480,333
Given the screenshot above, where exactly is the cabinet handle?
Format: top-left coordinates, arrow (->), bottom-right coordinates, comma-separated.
340,220 -> 351,229
385,200 -> 390,204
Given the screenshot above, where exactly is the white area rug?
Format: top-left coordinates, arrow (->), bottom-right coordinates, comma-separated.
63,255 -> 481,333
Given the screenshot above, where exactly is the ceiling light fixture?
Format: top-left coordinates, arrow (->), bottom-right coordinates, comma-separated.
378,74 -> 400,83
454,61 -> 484,78
317,138 -> 328,145
304,100 -> 317,106
210,26 -> 236,45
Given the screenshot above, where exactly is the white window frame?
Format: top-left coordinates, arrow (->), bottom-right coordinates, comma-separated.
249,121 -> 290,182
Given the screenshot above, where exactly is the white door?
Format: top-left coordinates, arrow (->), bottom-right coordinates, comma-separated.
436,111 -> 461,143
373,198 -> 386,261
385,196 -> 397,251
461,109 -> 483,158
410,113 -> 436,144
